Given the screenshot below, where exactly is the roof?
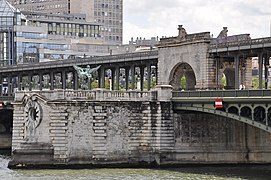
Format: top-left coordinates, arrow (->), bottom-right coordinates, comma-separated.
0,0 -> 19,17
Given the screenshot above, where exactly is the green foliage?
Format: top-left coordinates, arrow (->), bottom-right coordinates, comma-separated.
252,77 -> 265,89
91,79 -> 98,89
180,76 -> 186,90
221,74 -> 226,87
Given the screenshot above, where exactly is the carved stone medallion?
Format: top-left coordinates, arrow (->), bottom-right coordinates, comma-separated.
24,96 -> 42,142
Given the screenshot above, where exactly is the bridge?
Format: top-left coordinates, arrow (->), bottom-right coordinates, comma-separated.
5,26 -> 271,168
172,89 -> 271,133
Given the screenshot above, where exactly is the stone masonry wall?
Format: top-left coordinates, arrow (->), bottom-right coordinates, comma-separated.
158,41 -> 213,89
170,112 -> 271,164
10,93 -> 174,167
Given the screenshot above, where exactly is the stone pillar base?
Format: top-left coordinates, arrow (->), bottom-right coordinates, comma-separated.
155,85 -> 173,101
8,143 -> 54,168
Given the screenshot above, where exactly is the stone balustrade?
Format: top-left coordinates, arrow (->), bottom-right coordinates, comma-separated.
65,89 -> 157,101
14,89 -> 158,102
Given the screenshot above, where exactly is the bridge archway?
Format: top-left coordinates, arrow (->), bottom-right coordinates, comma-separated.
169,63 -> 196,90
228,106 -> 239,115
254,106 -> 266,122
0,109 -> 12,135
240,106 -> 252,119
223,67 -> 235,89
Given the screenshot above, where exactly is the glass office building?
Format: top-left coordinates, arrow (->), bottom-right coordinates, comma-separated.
8,0 -> 123,45
0,0 -> 20,65
0,0 -> 104,65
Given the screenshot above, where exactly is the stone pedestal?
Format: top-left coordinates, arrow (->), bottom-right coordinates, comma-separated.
155,85 -> 173,101
8,143 -> 54,168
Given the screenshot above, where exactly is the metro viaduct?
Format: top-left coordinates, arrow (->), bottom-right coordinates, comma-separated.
0,50 -> 158,97
5,27 -> 271,165
209,35 -> 271,90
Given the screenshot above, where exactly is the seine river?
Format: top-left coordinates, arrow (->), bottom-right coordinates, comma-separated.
1,156 -> 271,180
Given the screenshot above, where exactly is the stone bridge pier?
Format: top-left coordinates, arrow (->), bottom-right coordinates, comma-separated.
8,88 -> 271,168
9,89 -> 174,167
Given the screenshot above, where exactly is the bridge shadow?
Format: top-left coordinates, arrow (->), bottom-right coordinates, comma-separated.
0,109 -> 13,155
159,164 -> 271,180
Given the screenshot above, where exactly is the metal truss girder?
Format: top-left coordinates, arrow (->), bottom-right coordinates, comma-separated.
175,106 -> 271,133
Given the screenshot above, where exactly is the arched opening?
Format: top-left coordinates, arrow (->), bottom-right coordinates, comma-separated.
169,63 -> 196,90
223,67 -> 235,89
268,108 -> 271,126
254,106 -> 266,123
0,109 -> 13,155
240,106 -> 252,119
228,106 -> 239,115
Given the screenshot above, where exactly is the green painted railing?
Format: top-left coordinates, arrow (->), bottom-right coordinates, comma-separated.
0,96 -> 15,102
172,90 -> 271,98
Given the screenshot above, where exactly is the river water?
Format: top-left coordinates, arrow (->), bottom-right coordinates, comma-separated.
1,156 -> 271,180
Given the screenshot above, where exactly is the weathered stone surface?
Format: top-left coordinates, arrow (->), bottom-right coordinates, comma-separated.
10,92 -> 172,168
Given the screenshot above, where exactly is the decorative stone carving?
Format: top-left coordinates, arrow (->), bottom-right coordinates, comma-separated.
217,27 -> 228,38
178,25 -> 187,39
24,96 -> 42,142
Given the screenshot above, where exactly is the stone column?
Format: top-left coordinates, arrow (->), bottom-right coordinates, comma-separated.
111,68 -> 115,90
116,66 -> 120,90
39,73 -> 43,91
131,65 -> 135,90
147,63 -> 151,90
28,74 -> 32,91
7,76 -> 12,96
100,66 -> 105,89
140,66 -> 145,91
18,75 -> 22,91
61,70 -> 66,90
125,67 -> 130,90
258,53 -> 263,89
73,71 -> 78,90
50,72 -> 54,90
234,55 -> 240,89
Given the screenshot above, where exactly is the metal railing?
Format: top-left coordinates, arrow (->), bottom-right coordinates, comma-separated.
209,37 -> 271,49
172,90 -> 271,98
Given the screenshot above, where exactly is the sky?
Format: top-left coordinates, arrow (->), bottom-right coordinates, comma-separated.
123,0 -> 271,44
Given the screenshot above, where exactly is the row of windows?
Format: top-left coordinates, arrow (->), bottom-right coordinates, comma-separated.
95,19 -> 121,26
16,32 -> 48,39
104,35 -> 121,41
47,23 -> 99,37
16,42 -> 70,54
13,0 -> 50,4
0,17 -> 14,28
94,11 -> 122,18
100,27 -> 121,34
94,4 -> 121,9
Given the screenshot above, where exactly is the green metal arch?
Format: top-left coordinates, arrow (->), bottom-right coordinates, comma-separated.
175,106 -> 271,133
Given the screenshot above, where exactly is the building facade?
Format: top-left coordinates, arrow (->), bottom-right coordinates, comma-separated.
7,0 -> 69,14
8,0 -> 123,45
0,0 -> 104,65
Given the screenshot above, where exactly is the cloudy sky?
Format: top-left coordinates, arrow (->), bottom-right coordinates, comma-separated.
123,0 -> 271,43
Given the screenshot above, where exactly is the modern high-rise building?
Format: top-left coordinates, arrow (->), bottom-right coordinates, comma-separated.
0,0 -> 104,65
8,0 -> 123,45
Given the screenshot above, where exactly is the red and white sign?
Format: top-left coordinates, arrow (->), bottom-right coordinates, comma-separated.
215,99 -> 223,109
0,102 -> 2,109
